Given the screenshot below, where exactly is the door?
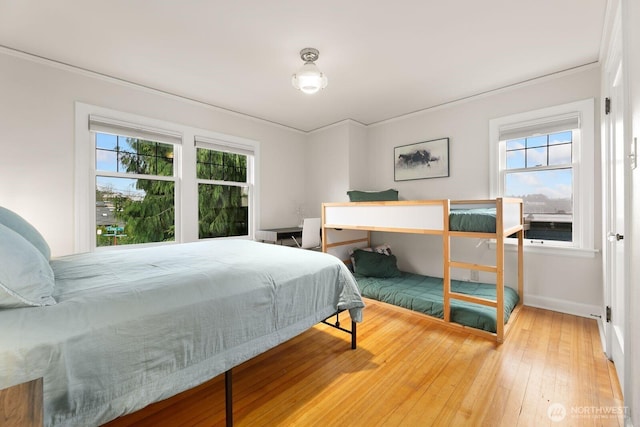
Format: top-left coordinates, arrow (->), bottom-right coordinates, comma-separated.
603,20 -> 626,391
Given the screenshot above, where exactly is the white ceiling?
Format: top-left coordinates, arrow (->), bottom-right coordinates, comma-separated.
0,1 -> 608,132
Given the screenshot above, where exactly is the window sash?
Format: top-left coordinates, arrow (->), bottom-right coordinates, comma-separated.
194,138 -> 254,240
95,176 -> 176,247
196,148 -> 248,183
93,129 -> 178,247
93,133 -> 177,182
96,134 -> 176,178
197,183 -> 250,239
505,131 -> 573,171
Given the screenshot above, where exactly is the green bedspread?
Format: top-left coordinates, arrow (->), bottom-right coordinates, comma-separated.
354,271 -> 519,332
449,208 -> 496,233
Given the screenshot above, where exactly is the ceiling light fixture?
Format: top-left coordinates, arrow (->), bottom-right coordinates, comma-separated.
291,48 -> 328,95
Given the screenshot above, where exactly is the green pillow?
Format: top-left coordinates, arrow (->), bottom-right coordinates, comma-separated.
353,249 -> 402,278
347,189 -> 398,202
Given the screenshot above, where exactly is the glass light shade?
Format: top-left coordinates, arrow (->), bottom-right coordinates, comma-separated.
292,62 -> 328,94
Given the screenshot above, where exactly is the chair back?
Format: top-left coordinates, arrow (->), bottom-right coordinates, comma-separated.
301,218 -> 321,249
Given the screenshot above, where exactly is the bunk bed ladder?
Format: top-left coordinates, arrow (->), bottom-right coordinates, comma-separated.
445,198 -> 510,342
443,200 -> 452,323
495,198 -> 505,342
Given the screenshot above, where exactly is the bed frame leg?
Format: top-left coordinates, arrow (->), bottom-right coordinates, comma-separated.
320,312 -> 358,349
351,320 -> 357,350
225,369 -> 233,427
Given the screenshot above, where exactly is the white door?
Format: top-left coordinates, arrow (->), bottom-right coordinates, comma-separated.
602,21 -> 626,391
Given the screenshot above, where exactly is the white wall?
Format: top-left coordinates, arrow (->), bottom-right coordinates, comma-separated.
347,122 -> 369,190
305,119 -> 377,219
305,123 -> 351,218
359,66 -> 604,317
306,120 -> 377,218
0,50 -> 306,256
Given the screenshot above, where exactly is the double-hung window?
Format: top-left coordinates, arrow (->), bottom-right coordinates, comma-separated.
195,136 -> 253,239
490,99 -> 595,254
90,115 -> 180,247
75,103 -> 259,252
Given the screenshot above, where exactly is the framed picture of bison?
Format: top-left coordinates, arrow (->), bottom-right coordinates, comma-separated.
394,137 -> 449,181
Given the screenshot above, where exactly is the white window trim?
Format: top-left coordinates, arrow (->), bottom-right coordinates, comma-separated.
74,102 -> 260,252
489,98 -> 596,257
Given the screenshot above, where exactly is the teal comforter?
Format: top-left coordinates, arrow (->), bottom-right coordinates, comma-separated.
354,271 -> 518,332
449,208 -> 497,233
0,240 -> 364,426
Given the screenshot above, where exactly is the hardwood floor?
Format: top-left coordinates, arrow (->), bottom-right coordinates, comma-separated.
105,299 -> 624,427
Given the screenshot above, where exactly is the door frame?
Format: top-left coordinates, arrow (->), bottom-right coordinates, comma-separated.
601,0 -> 631,397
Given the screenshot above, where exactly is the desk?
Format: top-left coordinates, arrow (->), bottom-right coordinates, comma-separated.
256,226 -> 302,246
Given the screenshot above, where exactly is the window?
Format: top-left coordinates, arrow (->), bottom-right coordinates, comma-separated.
490,99 -> 595,254
75,103 -> 259,252
95,132 -> 176,246
195,136 -> 253,239
504,131 -> 574,242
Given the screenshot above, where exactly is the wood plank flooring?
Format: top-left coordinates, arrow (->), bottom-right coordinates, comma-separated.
104,299 -> 624,427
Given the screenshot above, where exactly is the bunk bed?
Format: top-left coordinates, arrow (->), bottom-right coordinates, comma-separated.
321,198 -> 524,342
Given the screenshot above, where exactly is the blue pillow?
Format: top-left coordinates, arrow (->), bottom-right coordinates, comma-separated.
0,206 -> 51,260
0,223 -> 56,308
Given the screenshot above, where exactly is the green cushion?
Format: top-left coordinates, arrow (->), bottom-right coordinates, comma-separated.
353,249 -> 401,278
347,189 -> 398,202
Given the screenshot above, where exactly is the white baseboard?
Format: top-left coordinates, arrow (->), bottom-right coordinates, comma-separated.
523,294 -> 601,319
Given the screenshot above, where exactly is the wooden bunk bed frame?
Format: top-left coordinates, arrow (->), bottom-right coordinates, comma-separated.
321,197 -> 524,343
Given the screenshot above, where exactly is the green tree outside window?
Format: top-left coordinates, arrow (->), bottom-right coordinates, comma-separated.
95,135 -> 251,246
196,148 -> 249,238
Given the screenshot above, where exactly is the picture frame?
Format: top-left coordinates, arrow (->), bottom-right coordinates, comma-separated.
394,137 -> 449,181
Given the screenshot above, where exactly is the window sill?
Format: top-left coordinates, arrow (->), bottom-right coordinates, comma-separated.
488,240 -> 599,258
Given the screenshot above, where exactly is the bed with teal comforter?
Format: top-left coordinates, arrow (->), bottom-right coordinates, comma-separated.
0,240 -> 364,427
354,271 -> 518,332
